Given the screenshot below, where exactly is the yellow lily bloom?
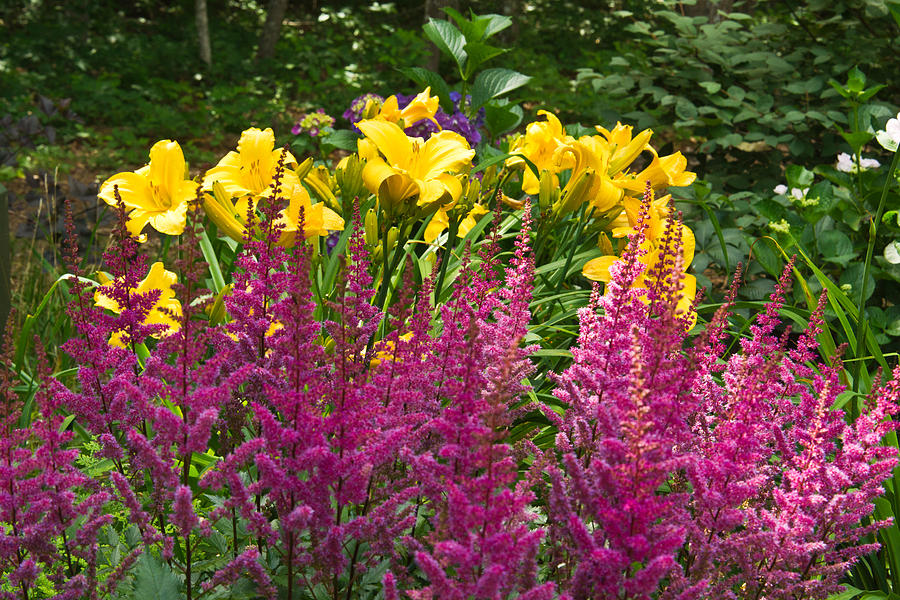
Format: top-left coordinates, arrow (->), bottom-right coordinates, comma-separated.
617,149 -> 696,193
553,135 -> 624,214
595,122 -> 654,175
99,140 -> 196,238
583,214 -> 697,328
357,119 -> 475,213
202,127 -> 301,204
378,87 -> 441,129
94,261 -> 182,347
507,110 -> 574,194
276,184 -> 345,245
424,203 -> 490,243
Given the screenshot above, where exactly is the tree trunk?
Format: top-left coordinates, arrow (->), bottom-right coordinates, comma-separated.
0,183 -> 10,349
256,0 -> 289,62
196,0 -> 212,66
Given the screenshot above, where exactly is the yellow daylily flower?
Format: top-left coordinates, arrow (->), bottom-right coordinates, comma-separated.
595,122 -> 654,175
553,135 -> 624,214
378,87 -> 441,129
99,140 -> 196,239
94,261 -> 182,347
202,127 -> 301,203
276,184 -> 345,245
370,332 -> 415,368
507,110 -> 574,194
617,150 -> 696,193
424,203 -> 490,244
357,119 -> 475,213
583,214 -> 697,328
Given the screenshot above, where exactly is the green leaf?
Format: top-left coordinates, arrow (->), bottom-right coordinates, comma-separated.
470,68 -> 531,111
423,19 -> 467,73
483,100 -> 523,136
675,97 -> 698,120
320,129 -> 358,152
462,41 -> 507,79
785,164 -> 815,187
397,67 -> 455,112
699,81 -> 721,94
132,552 -> 182,600
847,66 -> 866,93
817,230 -> 855,266
840,130 -> 875,153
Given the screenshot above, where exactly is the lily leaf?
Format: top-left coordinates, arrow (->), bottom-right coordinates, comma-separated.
423,19 -> 467,73
471,68 -> 531,111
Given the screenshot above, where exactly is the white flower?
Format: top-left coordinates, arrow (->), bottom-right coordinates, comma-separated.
791,187 -> 808,201
836,152 -> 854,173
773,184 -> 788,195
860,157 -> 881,169
836,152 -> 881,173
876,112 -> 900,152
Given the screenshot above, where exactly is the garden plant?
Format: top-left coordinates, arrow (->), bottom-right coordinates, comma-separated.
3,2 -> 900,600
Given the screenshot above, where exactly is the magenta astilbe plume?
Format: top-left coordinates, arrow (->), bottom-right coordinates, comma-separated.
400,208 -> 555,600
541,186 -> 697,600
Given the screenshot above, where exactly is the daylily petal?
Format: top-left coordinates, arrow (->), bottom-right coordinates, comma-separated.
148,202 -> 189,236
582,255 -> 618,282
425,207 -> 450,243
417,131 -> 475,179
99,172 -> 153,210
147,140 -> 187,202
357,120 -> 413,168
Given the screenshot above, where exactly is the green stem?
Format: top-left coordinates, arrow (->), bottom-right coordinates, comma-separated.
434,216 -> 460,303
853,148 -> 899,393
556,205 -> 595,290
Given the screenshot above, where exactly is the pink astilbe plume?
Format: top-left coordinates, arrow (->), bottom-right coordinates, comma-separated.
541,184 -> 697,600
400,205 -> 555,600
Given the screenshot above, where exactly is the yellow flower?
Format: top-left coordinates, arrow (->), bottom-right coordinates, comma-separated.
276,184 -> 345,245
553,135 -> 623,215
203,128 -> 340,244
378,88 -> 441,129
98,140 -> 196,239
370,332 -> 415,368
424,203 -> 490,243
94,262 -> 182,346
507,110 -> 574,194
583,213 -> 697,328
357,119 -> 475,213
595,122 -> 654,175
617,149 -> 696,193
203,127 -> 301,204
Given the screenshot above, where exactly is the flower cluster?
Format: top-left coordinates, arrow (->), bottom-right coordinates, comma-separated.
291,108 -> 335,137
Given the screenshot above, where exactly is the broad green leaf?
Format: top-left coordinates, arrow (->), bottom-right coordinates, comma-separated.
320,129 -> 358,152
699,81 -> 721,94
423,19 -> 467,72
462,41 -> 506,79
847,66 -> 866,93
483,100 -> 523,136
132,552 -> 182,600
470,68 -> 531,111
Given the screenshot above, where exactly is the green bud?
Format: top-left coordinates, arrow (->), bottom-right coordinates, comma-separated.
553,169 -> 592,217
386,226 -> 399,250
365,208 -> 379,247
295,156 -> 314,180
538,169 -> 559,214
336,153 -> 367,204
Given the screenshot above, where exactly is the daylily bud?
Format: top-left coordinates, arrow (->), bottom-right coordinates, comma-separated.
465,176 -> 480,206
365,208 -> 379,248
362,97 -> 383,120
386,226 -> 399,251
304,167 -> 340,213
554,168 -> 592,217
207,284 -> 233,325
335,153 -> 366,205
538,169 -> 559,214
295,156 -> 314,181
480,165 -> 499,191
